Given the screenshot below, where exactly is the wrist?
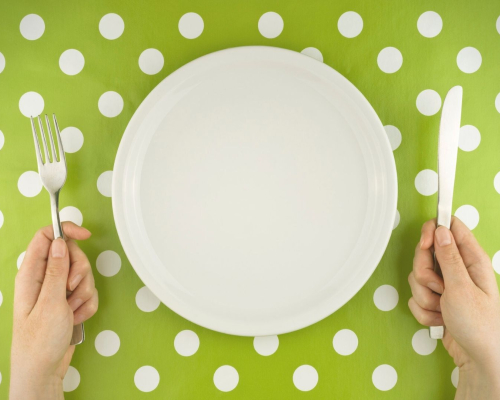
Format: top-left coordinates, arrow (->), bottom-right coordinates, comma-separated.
455,360 -> 500,400
10,367 -> 64,400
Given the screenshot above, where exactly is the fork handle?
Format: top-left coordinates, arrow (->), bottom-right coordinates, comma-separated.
50,191 -> 85,345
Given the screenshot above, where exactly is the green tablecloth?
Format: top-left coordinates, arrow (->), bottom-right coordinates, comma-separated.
1,0 -> 500,398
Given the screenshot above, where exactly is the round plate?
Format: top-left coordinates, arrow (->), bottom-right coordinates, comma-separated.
112,46 -> 397,336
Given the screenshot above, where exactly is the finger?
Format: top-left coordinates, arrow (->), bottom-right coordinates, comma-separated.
408,297 -> 444,326
39,239 -> 71,304
450,216 -> 497,294
67,274 -> 95,312
434,226 -> 472,288
408,272 -> 441,312
419,218 -> 436,250
17,223 -> 91,296
66,240 -> 93,292
413,234 -> 444,294
73,289 -> 98,325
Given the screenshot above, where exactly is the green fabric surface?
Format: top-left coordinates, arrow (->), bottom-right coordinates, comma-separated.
1,0 -> 500,398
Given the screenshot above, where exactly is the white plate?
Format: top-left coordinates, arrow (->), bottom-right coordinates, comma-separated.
113,46 -> 397,336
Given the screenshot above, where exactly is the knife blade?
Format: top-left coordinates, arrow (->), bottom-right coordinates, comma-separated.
430,85 -> 463,340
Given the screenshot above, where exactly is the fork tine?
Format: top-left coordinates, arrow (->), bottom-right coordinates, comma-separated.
30,116 -> 44,167
37,115 -> 50,163
45,114 -> 58,162
52,114 -> 66,164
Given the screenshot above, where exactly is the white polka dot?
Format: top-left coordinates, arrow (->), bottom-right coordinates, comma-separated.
0,130 -> 4,150
96,250 -> 121,277
258,12 -> 284,39
18,171 -> 42,197
412,329 -> 437,355
373,285 -> 399,311
95,330 -> 120,357
19,92 -> 44,118
495,93 -> 500,113
0,210 -> 3,229
372,364 -> 397,391
393,210 -> 400,230
492,251 -> 500,274
136,286 -> 161,312
459,125 -> 480,152
60,127 -> 84,153
178,13 -> 204,39
97,171 -> 113,197
0,371 -> 2,384
63,366 -> 80,392
417,11 -> 443,38
139,49 -> 164,75
0,290 -> 3,307
253,335 -> 279,356
174,330 -> 200,356
60,206 -> 83,226
457,47 -> 481,74
497,16 -> 500,35
495,172 -> 500,194
333,329 -> 358,356
293,365 -> 318,391
377,47 -> 403,73
0,52 -> 5,73
300,47 -> 323,62
134,366 -> 160,392
59,49 -> 85,76
17,251 -> 26,269
384,125 -> 402,151
20,14 -> 45,40
455,205 -> 479,230
415,169 -> 438,196
98,91 -> 123,118
451,367 -> 459,388
338,11 -> 363,38
99,13 -> 124,40
214,365 -> 239,392
416,89 -> 441,116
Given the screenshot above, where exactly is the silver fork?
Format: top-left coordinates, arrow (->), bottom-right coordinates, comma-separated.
30,114 -> 85,345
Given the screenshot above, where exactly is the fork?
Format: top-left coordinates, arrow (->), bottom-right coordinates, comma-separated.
30,114 -> 85,345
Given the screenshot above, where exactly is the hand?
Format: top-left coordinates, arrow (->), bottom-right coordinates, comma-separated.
409,217 -> 500,399
10,223 -> 99,400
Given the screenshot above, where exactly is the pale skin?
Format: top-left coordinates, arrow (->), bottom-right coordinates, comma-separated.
10,222 -> 98,400
409,216 -> 500,399
9,219 -> 500,398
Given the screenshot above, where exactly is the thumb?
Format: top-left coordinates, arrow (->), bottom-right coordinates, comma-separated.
39,238 -> 70,303
434,226 -> 472,288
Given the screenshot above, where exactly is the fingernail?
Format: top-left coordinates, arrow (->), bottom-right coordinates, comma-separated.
70,274 -> 82,291
82,227 -> 92,236
69,298 -> 83,312
435,227 -> 452,246
428,282 -> 443,294
51,239 -> 66,258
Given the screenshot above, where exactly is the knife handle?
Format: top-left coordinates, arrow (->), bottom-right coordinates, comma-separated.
430,251 -> 445,339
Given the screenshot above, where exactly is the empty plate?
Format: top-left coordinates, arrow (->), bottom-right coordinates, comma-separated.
112,46 -> 397,336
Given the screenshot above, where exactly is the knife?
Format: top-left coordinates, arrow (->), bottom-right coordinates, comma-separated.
430,85 -> 463,340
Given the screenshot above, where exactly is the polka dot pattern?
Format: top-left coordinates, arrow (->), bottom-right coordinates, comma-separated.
293,365 -> 318,391
96,250 -> 121,277
0,130 -> 4,150
457,47 -> 482,73
95,330 -> 120,356
393,210 -> 400,230
18,171 -> 42,197
301,47 -> 323,62
98,91 -> 124,117
99,14 -> 124,40
373,285 -> 399,311
493,251 -> 500,274
333,329 -> 358,356
377,47 -> 403,73
17,251 -> 26,269
60,206 -> 83,226
415,169 -> 438,196
97,170 -> 113,197
135,366 -> 160,392
19,92 -> 44,118
416,90 -> 441,116
136,286 -> 161,312
412,329 -> 437,355
60,127 -> 84,153
0,53 -> 5,74
384,125 -> 402,151
417,11 -> 443,38
214,365 -> 239,392
338,12 -> 363,38
459,125 -> 481,151
253,335 -> 279,356
63,366 -> 80,392
454,205 -> 479,230
372,365 -> 397,391
179,13 -> 204,39
20,14 -> 45,40
451,367 -> 459,388
59,49 -> 85,75
139,49 -> 164,75
258,12 -> 284,39
174,330 -> 200,356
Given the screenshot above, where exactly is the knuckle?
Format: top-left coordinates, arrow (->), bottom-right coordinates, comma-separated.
413,268 -> 426,284
441,250 -> 462,265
